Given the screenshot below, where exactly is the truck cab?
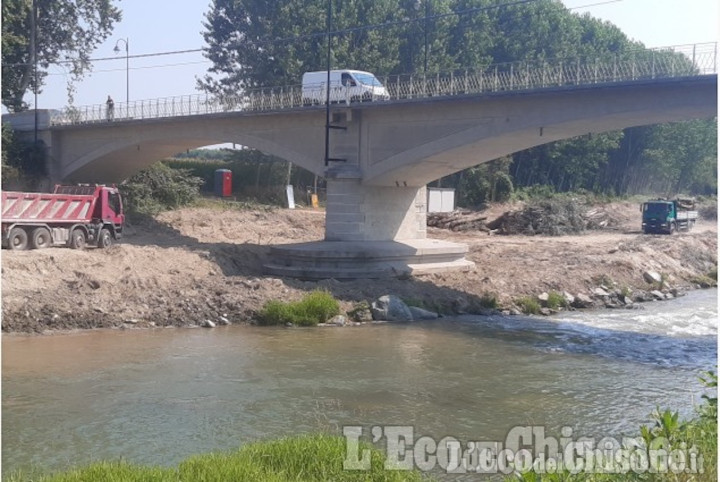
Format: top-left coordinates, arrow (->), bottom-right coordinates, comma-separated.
642,201 -> 674,233
641,199 -> 697,234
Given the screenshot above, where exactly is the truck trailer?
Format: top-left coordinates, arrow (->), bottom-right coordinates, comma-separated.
641,198 -> 698,234
1,184 -> 125,250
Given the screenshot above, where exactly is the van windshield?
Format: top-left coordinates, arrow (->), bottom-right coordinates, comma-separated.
353,73 -> 383,87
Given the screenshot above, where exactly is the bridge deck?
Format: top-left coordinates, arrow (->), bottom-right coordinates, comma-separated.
48,42 -> 717,126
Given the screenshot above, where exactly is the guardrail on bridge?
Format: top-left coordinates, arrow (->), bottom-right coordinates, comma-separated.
50,42 -> 717,126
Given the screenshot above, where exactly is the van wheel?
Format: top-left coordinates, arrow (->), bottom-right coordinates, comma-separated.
69,229 -> 87,250
8,227 -> 28,250
98,229 -> 113,249
31,227 -> 52,249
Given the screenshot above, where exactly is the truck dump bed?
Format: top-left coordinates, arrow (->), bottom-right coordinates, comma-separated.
1,189 -> 100,224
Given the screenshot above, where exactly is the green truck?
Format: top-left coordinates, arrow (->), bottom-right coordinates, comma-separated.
641,198 -> 698,234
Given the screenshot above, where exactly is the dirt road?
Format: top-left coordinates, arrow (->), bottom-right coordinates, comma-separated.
1,202 -> 716,333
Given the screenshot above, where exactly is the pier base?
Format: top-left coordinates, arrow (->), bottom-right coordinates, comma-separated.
264,239 -> 474,280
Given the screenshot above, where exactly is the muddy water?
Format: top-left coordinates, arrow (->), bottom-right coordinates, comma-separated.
2,289 -> 716,474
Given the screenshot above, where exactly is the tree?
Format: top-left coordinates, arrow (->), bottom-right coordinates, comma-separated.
1,0 -> 122,112
639,119 -> 717,195
199,0 -> 408,95
1,122 -> 46,188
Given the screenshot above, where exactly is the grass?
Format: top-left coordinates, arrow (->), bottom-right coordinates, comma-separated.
257,290 -> 340,326
192,196 -> 278,212
5,434 -> 428,482
689,274 -> 718,288
545,291 -> 566,309
691,265 -> 719,287
479,292 -> 499,310
516,296 -> 541,315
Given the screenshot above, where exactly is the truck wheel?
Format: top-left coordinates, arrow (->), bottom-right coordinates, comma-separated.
69,229 -> 86,250
7,227 -> 28,250
31,227 -> 51,249
669,223 -> 677,235
98,229 -> 113,249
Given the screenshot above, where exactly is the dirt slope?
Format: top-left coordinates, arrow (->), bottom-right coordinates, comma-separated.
1,203 -> 716,333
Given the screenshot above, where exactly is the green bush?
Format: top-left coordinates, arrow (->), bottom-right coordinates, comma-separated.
257,291 -> 340,326
479,292 -> 499,309
492,172 -> 514,202
120,163 -> 204,215
516,296 -> 541,315
545,291 -> 566,309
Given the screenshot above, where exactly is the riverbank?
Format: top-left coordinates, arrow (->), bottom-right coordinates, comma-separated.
1,201 -> 716,333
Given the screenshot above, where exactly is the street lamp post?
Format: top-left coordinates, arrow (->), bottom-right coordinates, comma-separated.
113,38 -> 129,104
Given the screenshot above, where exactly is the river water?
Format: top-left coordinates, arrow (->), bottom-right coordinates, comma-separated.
2,289 -> 716,475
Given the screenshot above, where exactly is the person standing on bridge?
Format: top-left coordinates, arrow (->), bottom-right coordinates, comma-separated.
106,95 -> 115,121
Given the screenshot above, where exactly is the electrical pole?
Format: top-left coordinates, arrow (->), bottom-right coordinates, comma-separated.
32,0 -> 38,145
324,0 -> 332,166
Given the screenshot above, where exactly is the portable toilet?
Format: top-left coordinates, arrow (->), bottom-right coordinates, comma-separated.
214,169 -> 232,197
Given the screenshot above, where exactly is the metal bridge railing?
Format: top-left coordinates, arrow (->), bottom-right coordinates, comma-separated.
50,42 -> 717,126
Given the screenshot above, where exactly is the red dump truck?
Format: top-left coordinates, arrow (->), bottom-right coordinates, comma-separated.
1,184 -> 125,250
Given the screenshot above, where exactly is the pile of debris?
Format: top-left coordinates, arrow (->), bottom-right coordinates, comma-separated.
486,199 -> 587,236
428,199 -> 622,236
427,210 -> 490,232
583,206 -> 621,230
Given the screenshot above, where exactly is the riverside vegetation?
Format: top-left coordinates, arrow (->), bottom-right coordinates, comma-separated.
257,290 -> 341,326
4,433 -> 425,482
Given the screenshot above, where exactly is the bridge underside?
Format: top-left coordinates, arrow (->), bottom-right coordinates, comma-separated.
10,76 -> 717,279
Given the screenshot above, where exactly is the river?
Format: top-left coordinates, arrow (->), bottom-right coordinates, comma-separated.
2,289 -> 716,475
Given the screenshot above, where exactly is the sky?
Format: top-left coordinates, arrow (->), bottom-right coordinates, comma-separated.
20,0 -> 720,112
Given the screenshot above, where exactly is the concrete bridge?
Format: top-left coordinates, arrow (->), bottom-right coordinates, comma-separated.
4,44 -> 718,278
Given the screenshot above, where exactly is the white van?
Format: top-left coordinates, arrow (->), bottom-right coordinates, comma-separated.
301,69 -> 389,104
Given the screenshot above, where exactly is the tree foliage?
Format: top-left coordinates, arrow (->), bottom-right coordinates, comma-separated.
638,119 -> 717,196
120,163 -> 205,216
1,0 -> 122,111
199,0 -> 717,199
1,122 -> 46,188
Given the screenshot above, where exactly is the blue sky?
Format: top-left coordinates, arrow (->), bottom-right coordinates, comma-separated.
25,0 -> 720,111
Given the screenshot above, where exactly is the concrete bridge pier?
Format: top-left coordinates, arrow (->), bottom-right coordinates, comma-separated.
264,169 -> 474,279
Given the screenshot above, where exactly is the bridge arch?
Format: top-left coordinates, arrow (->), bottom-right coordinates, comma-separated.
53,110 -> 328,183
359,77 -> 718,186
